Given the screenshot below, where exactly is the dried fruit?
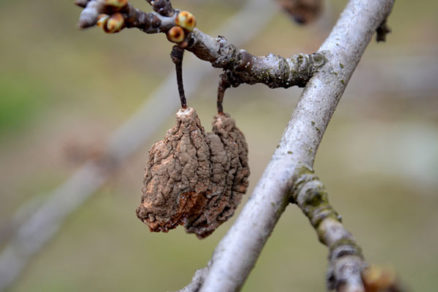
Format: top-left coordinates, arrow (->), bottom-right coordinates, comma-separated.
136,107 -> 249,238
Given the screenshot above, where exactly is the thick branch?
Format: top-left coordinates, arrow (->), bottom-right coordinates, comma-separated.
181,0 -> 394,291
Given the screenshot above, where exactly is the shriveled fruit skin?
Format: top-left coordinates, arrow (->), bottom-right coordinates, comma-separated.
186,113 -> 249,237
136,107 -> 249,238
136,107 -> 210,233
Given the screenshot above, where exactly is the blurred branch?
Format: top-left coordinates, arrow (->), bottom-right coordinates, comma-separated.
76,0 -> 326,90
0,197 -> 44,249
181,0 -> 394,291
0,1 -> 276,290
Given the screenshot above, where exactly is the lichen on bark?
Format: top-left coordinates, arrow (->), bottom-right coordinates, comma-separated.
136,107 -> 249,238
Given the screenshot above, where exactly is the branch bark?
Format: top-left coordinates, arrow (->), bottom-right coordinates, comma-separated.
181,0 -> 394,291
77,0 -> 327,90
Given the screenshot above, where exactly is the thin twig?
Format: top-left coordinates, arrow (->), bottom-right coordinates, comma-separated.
171,45 -> 187,108
216,73 -> 230,114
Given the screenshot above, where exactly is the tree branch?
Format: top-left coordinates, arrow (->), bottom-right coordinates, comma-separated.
77,0 -> 326,90
291,169 -> 365,291
181,0 -> 394,291
185,30 -> 326,89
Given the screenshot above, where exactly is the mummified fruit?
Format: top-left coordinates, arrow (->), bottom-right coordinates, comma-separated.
136,107 -> 249,238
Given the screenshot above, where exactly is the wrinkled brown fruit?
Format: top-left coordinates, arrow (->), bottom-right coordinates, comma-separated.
136,107 -> 250,238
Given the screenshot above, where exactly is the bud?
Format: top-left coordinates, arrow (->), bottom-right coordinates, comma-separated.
362,265 -> 399,291
175,11 -> 196,32
166,26 -> 185,43
97,14 -> 109,29
104,13 -> 124,33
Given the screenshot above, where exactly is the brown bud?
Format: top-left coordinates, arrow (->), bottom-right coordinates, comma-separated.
104,13 -> 124,33
166,26 -> 185,43
175,10 -> 196,32
136,107 -> 250,238
362,266 -> 402,292
97,14 -> 109,29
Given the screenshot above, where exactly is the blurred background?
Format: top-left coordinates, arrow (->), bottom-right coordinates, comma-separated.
0,0 -> 437,291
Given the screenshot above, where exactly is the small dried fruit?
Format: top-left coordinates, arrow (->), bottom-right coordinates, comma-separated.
136,107 -> 250,238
